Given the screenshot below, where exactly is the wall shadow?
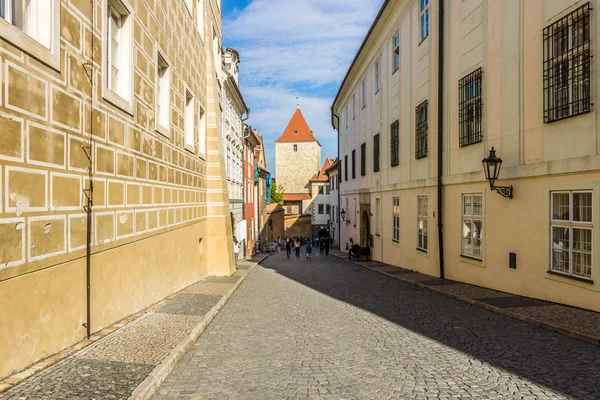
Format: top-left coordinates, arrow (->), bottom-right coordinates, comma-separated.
258,252 -> 600,399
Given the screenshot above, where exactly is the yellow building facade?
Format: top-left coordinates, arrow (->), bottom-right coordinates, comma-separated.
0,0 -> 234,378
333,0 -> 600,313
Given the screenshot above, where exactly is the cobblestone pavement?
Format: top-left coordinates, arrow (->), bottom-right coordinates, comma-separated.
154,251 -> 600,400
0,258 -> 262,400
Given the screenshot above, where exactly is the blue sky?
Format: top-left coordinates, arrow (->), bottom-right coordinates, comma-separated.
222,0 -> 383,175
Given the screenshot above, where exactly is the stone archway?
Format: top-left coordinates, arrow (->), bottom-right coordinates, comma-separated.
360,210 -> 370,247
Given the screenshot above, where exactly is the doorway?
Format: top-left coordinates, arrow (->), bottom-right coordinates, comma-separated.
361,210 -> 370,247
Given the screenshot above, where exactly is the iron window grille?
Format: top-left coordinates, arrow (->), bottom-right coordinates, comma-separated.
415,101 -> 428,159
392,197 -> 400,242
318,204 -> 324,214
373,133 -> 380,172
390,120 -> 399,166
459,68 -> 483,147
361,143 -> 366,176
352,149 -> 356,179
344,155 -> 348,181
543,3 -> 591,123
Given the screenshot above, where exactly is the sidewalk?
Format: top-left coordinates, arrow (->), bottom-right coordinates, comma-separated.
0,254 -> 271,400
330,249 -> 600,347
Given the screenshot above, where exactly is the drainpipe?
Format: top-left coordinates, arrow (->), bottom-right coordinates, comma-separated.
437,0 -> 445,279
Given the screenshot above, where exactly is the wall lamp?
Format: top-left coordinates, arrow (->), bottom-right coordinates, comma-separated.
482,147 -> 513,199
340,209 -> 347,221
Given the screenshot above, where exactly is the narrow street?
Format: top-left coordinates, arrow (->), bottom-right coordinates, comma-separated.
153,251 -> 600,400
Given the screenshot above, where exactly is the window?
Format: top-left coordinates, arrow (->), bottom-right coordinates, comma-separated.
417,196 -> 428,251
420,0 -> 429,41
375,198 -> 381,235
196,0 -> 204,41
360,143 -> 366,176
462,194 -> 483,259
156,53 -> 171,134
319,186 -> 324,195
344,155 -> 348,181
293,145 -> 297,152
351,149 -> 356,179
318,204 -> 324,214
185,90 -> 195,150
375,59 -> 381,93
361,79 -> 367,109
345,104 -> 349,128
0,0 -> 59,69
198,107 -> 206,158
352,94 -> 356,120
543,3 -> 591,123
551,191 -> 592,280
104,0 -> 133,110
326,204 -> 330,215
393,197 -> 400,242
392,32 -> 400,72
415,101 -> 428,159
373,134 -> 380,172
459,68 -> 483,147
390,120 -> 399,167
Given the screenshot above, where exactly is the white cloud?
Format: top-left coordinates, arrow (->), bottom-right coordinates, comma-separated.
223,0 -> 383,174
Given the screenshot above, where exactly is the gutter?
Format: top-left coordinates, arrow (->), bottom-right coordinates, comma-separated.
437,0 -> 445,279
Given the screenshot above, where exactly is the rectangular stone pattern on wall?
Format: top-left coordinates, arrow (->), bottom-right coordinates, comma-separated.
0,0 -> 210,280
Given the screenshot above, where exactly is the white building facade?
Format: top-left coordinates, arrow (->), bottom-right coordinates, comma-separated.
325,160 -> 340,247
222,48 -> 249,239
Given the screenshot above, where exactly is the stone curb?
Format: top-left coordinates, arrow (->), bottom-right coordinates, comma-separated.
128,253 -> 273,400
331,253 -> 600,348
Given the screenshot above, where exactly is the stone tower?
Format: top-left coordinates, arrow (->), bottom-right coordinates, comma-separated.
275,108 -> 321,196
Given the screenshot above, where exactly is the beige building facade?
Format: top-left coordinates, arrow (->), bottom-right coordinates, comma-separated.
0,0 -> 235,378
333,0 -> 600,312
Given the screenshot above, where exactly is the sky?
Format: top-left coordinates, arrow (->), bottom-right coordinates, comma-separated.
222,0 -> 384,176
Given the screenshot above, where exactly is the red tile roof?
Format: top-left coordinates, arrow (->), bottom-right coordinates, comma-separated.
283,193 -> 312,201
275,109 -> 318,143
310,158 -> 335,182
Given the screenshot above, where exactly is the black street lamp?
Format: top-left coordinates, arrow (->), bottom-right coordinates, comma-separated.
340,208 -> 347,221
482,147 -> 513,199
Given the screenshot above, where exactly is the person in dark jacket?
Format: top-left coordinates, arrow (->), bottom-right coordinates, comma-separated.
285,237 -> 292,259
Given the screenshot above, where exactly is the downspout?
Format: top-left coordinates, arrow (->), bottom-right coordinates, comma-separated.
437,0 -> 445,279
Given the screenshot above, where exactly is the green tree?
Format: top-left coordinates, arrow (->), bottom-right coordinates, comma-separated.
271,183 -> 284,204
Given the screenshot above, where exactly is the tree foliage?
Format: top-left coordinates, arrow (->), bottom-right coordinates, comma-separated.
271,183 -> 285,204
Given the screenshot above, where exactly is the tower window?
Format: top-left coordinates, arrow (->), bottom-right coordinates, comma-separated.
293,145 -> 298,152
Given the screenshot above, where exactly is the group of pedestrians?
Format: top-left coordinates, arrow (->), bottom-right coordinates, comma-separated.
282,231 -> 331,260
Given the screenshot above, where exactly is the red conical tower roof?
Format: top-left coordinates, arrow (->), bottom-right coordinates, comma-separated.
275,108 -> 318,143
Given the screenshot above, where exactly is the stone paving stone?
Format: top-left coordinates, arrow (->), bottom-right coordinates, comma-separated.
154,252 -> 600,400
509,305 -> 600,339
0,359 -> 153,400
182,281 -> 234,296
155,293 -> 222,316
204,275 -> 241,284
475,296 -> 552,309
435,283 -> 510,299
78,313 -> 202,365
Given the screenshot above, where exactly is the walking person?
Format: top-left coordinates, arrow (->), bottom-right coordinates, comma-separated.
295,238 -> 301,259
348,238 -> 354,260
285,237 -> 292,259
233,236 -> 239,269
324,237 -> 330,256
319,238 -> 325,256
306,239 -> 312,259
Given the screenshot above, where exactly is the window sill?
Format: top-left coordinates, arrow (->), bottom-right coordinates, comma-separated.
392,239 -> 399,243
416,248 -> 428,255
460,255 -> 485,268
375,89 -> 380,95
184,144 -> 195,154
156,124 -> 171,139
198,152 -> 206,161
392,67 -> 399,75
547,270 -> 593,284
418,35 -> 429,46
362,106 -> 366,110
102,88 -> 134,116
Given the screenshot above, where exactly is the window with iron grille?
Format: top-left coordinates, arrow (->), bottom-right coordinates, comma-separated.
415,101 -> 428,159
360,143 -> 366,176
392,197 -> 400,242
390,120 -> 399,166
318,204 -> 324,214
344,155 -> 348,181
326,204 -> 330,215
543,3 -> 591,123
352,149 -> 356,179
459,68 -> 483,147
373,134 -> 380,172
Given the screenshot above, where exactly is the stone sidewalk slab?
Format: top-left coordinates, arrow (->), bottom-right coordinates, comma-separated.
0,254 -> 272,399
330,249 -> 600,347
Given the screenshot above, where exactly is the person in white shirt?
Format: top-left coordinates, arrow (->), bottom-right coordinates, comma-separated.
233,236 -> 239,269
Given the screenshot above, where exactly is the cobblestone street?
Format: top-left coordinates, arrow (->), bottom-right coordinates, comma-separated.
154,251 -> 600,400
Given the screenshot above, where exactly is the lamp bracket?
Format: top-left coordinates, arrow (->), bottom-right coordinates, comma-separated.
491,185 -> 513,199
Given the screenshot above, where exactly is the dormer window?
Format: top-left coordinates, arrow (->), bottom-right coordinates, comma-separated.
294,129 -> 299,134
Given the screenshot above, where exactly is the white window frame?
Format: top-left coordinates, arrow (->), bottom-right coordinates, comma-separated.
102,0 -> 134,114
550,190 -> 593,280
155,50 -> 171,137
461,194 -> 483,260
375,59 -> 381,93
419,0 -> 430,42
183,0 -> 193,17
417,196 -> 428,252
392,197 -> 400,242
375,198 -> 381,235
352,93 -> 356,120
361,79 -> 367,109
196,0 -> 205,42
0,0 -> 60,71
345,104 -> 348,128
392,32 -> 400,72
185,89 -> 195,153
198,106 -> 206,159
